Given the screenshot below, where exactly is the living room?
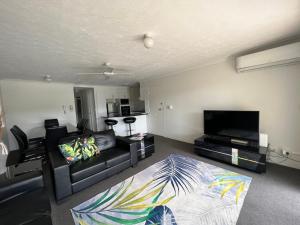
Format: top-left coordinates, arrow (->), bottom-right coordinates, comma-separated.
0,1 -> 299,225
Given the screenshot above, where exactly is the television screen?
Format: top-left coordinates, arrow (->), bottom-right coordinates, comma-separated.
204,110 -> 259,141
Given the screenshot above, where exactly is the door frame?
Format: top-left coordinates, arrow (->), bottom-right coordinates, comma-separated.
73,87 -> 98,131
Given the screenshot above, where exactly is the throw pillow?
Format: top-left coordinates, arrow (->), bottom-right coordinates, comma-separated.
79,136 -> 100,160
58,139 -> 82,163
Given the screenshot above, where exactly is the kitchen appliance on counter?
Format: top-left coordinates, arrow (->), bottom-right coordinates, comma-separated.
120,98 -> 131,116
106,98 -> 131,117
106,99 -> 120,117
120,98 -> 129,105
120,105 -> 131,116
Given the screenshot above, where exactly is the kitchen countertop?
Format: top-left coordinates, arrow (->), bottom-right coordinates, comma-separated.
102,113 -> 148,118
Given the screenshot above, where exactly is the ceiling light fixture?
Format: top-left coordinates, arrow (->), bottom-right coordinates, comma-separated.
143,33 -> 154,49
44,74 -> 52,82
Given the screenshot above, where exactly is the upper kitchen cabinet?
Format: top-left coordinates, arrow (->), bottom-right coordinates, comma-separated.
129,83 -> 146,113
139,85 -> 149,101
100,86 -> 128,99
116,87 -> 129,99
129,85 -> 140,100
101,86 -> 113,99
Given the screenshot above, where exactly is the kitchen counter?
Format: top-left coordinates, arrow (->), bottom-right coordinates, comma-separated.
102,113 -> 148,118
103,114 -> 148,136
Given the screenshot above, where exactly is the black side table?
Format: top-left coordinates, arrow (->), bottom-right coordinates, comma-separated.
118,134 -> 155,160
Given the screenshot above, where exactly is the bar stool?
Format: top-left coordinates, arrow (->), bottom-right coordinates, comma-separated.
123,117 -> 136,136
104,119 -> 118,130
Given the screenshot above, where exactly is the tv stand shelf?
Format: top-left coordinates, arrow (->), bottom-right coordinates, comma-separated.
194,136 -> 267,173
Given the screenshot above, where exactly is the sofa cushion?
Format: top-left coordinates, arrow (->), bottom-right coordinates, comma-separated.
70,155 -> 106,183
93,129 -> 116,151
70,147 -> 130,183
58,139 -> 82,163
101,148 -> 131,168
71,160 -> 131,194
80,136 -> 99,160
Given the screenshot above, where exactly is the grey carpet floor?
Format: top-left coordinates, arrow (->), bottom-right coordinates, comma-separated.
47,136 -> 300,225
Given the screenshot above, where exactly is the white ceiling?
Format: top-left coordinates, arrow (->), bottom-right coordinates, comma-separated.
0,0 -> 299,86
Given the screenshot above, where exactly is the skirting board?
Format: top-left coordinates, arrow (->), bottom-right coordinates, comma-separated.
268,153 -> 300,170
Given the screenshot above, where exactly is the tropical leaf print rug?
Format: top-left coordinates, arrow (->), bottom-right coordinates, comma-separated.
71,154 -> 252,225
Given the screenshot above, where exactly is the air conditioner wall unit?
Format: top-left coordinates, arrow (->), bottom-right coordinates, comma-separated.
236,42 -> 300,72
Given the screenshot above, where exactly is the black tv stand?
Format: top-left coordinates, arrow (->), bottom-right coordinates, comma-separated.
194,135 -> 267,173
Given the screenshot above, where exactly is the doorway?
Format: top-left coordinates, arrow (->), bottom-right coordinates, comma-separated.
74,87 -> 97,131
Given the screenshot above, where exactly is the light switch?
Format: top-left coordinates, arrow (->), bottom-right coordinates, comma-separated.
62,105 -> 67,114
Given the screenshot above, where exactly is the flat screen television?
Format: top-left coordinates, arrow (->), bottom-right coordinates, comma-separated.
204,110 -> 259,141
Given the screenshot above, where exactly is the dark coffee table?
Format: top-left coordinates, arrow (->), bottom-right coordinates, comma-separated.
118,134 -> 155,160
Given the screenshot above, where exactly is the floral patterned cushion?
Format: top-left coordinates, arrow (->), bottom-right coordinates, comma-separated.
59,136 -> 100,163
79,136 -> 100,160
58,139 -> 82,163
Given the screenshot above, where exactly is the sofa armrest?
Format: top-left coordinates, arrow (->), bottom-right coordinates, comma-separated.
0,171 -> 43,203
49,151 -> 72,200
116,137 -> 138,167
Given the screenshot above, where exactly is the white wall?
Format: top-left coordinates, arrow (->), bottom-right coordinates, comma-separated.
1,80 -> 77,150
1,79 -> 129,150
0,84 -> 8,145
141,60 -> 300,169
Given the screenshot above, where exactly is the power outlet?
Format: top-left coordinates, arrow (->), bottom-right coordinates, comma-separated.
282,150 -> 290,157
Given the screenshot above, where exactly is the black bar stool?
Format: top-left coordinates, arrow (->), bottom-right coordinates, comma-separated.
123,117 -> 136,136
104,119 -> 118,130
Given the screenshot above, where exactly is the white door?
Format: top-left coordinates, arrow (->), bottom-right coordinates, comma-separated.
147,87 -> 165,137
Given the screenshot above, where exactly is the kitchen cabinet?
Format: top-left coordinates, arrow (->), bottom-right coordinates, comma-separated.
103,87 -> 129,99
116,87 -> 129,99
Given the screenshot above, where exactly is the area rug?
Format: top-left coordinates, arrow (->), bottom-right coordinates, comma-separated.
71,154 -> 252,225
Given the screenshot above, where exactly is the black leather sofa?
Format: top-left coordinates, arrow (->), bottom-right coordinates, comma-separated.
0,171 -> 52,225
48,129 -> 138,200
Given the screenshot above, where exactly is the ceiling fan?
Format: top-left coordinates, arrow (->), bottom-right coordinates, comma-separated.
77,62 -> 132,80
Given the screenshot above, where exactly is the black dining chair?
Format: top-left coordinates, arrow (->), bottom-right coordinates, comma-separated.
10,125 -> 46,162
44,119 -> 59,129
45,126 -> 68,152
